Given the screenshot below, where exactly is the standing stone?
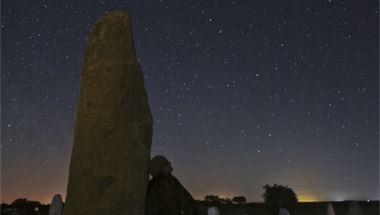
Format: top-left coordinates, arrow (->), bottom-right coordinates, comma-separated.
64,11 -> 153,215
48,194 -> 63,215
279,208 -> 290,215
348,201 -> 363,215
326,203 -> 335,215
207,206 -> 220,215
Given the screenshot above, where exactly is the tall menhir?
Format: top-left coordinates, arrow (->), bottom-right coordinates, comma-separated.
64,11 -> 153,215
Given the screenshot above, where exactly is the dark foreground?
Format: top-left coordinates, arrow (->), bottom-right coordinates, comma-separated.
196,201 -> 379,215
1,200 -> 379,215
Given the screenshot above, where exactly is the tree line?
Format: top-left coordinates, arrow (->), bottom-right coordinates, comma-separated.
203,184 -> 298,215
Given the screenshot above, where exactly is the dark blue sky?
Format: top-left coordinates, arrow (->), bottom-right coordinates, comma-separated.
2,0 -> 378,203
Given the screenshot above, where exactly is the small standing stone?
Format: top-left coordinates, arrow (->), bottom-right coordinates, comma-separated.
207,206 -> 220,215
348,201 -> 363,215
279,208 -> 290,215
48,194 -> 63,215
327,202 -> 335,215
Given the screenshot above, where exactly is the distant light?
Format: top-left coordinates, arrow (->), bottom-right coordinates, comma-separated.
332,195 -> 345,201
367,200 -> 370,202
298,194 -> 319,202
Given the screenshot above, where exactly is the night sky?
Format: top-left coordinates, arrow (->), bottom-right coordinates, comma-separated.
2,0 -> 379,203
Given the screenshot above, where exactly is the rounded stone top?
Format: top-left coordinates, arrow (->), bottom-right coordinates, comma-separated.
150,155 -> 171,177
85,11 -> 137,64
98,11 -> 132,23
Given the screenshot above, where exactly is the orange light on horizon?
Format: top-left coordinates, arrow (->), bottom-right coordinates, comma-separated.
297,194 -> 320,202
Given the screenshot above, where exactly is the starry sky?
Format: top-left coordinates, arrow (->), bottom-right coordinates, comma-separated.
2,0 -> 379,204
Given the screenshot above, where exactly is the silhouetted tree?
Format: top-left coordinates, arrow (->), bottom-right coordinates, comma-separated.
204,195 -> 220,203
262,184 -> 298,215
10,198 -> 42,215
232,196 -> 247,204
221,198 -> 232,204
